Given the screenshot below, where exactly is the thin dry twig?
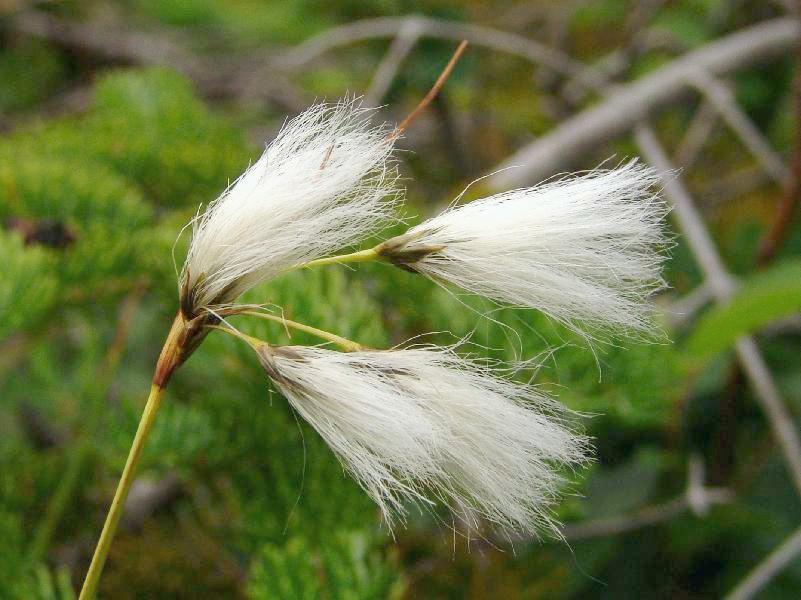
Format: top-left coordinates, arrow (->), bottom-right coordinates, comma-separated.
561,489 -> 731,540
559,457 -> 731,541
689,70 -> 789,184
635,123 -> 801,500
724,524 -> 801,600
12,9 -> 306,111
277,15 -> 607,91
665,283 -> 714,329
696,164 -> 772,207
488,18 -> 799,189
757,22 -> 801,265
673,98 -> 719,168
366,19 -> 424,105
561,0 -> 675,102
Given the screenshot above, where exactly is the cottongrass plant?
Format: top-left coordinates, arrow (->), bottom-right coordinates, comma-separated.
315,161 -> 669,335
79,41 -> 669,598
252,342 -> 587,533
182,100 -> 399,312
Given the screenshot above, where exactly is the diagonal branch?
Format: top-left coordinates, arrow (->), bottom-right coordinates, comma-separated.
688,70 -> 789,184
666,283 -> 714,329
674,98 -> 719,168
365,19 -> 424,105
724,524 -> 801,600
561,457 -> 731,541
488,18 -> 799,189
758,23 -> 801,265
635,123 -> 801,500
276,15 -> 608,91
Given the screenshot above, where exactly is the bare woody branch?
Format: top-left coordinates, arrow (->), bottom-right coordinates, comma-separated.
635,123 -> 801,500
688,70 -> 789,184
724,524 -> 801,600
488,18 -> 798,189
758,22 -> 801,265
561,458 -> 731,541
560,489 -> 731,541
673,98 -> 719,168
276,15 -> 608,91
365,19 -> 424,105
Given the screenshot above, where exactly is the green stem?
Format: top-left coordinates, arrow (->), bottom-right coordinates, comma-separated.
216,312 -> 364,352
78,383 -> 166,600
241,311 -> 365,352
299,247 -> 379,269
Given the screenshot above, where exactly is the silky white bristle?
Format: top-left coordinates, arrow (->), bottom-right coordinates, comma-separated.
381,161 -> 669,334
256,344 -> 587,535
181,99 -> 400,312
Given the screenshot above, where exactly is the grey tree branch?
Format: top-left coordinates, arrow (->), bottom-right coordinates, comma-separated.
724,524 -> 801,600
560,457 -> 731,541
488,18 -> 799,189
365,19 -> 423,105
562,7 -> 686,103
697,164 -> 772,207
673,98 -> 719,168
689,70 -> 789,184
561,490 -> 731,541
276,15 -> 608,91
666,283 -> 714,329
635,124 -> 801,500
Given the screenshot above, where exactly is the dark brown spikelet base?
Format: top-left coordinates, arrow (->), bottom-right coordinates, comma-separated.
153,271 -> 236,388
152,311 -> 213,389
376,231 -> 444,273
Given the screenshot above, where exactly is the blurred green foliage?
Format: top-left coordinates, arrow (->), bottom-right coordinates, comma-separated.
1,0 -> 800,598
687,260 -> 801,363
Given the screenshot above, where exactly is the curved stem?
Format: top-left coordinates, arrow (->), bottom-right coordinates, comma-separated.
300,247 -> 380,269
237,311 -> 365,352
79,383 -> 166,600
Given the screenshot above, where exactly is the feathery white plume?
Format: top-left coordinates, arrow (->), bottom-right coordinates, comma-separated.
256,344 -> 587,535
378,161 -> 669,334
181,99 -> 399,314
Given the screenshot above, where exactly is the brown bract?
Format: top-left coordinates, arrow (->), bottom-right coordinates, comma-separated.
152,311 -> 212,388
376,230 -> 444,272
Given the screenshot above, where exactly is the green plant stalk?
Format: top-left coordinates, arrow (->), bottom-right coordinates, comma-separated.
300,247 -> 379,269
237,311 -> 365,352
80,308 -> 360,597
78,382 -> 165,600
80,310 -> 192,599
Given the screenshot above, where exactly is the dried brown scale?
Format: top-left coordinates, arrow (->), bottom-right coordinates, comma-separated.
376,230 -> 444,272
157,272 -> 247,389
255,345 -> 312,394
152,311 -> 212,389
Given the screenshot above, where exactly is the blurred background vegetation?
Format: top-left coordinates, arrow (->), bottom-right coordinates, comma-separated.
1,0 -> 800,598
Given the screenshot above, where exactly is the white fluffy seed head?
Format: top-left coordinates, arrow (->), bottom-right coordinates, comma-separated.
257,344 -> 587,536
379,161 -> 669,335
180,99 -> 400,315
